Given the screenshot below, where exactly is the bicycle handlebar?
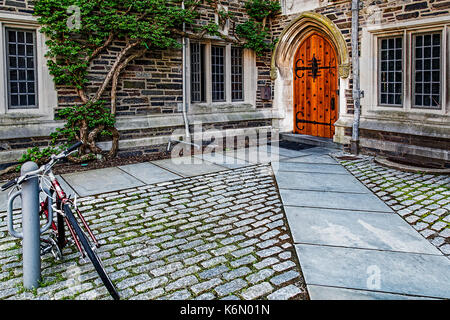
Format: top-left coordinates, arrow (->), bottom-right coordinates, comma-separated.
0,141 -> 83,191
65,141 -> 83,155
1,178 -> 18,191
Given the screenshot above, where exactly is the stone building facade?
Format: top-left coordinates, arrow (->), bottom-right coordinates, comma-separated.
0,0 -> 449,167
0,0 -> 274,164
272,0 -> 450,167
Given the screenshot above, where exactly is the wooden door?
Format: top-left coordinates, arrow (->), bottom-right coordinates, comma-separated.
293,33 -> 338,138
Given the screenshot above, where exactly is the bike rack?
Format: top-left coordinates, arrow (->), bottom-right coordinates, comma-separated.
6,161 -> 53,290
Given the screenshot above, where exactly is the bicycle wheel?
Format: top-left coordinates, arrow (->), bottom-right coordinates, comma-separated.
63,204 -> 120,300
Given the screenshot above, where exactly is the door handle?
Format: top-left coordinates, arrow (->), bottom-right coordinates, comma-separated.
331,97 -> 335,111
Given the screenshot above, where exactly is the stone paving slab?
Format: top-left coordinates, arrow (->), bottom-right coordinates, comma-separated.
285,206 -> 441,255
275,161 -> 349,174
270,147 -> 315,159
55,175 -> 78,198
279,189 -> 393,213
307,285 -> 436,300
0,189 -> 20,213
275,171 -> 371,194
294,147 -> 335,155
337,154 -> 450,258
61,167 -> 144,197
2,142 -> 446,301
0,188 -> 12,213
151,157 -> 228,177
273,144 -> 450,300
295,244 -> 450,299
193,152 -> 251,169
118,162 -> 181,184
220,146 -> 288,164
284,154 -> 339,164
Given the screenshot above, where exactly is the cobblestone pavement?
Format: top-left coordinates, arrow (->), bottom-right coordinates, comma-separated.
0,164 -> 309,300
336,154 -> 450,258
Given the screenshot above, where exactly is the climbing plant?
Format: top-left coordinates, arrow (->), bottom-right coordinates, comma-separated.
236,0 -> 281,55
16,0 -> 280,166
33,0 -> 199,162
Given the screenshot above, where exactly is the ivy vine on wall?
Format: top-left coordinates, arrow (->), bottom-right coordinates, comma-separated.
11,0 -> 280,171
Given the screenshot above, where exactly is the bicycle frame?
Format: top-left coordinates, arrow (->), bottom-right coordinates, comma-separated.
43,170 -> 99,258
3,141 -> 120,299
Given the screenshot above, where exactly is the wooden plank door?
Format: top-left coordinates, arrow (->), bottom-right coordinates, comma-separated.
293,33 -> 338,139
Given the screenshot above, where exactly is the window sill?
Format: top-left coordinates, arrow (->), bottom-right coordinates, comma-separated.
362,107 -> 449,122
0,111 -> 54,124
190,102 -> 255,114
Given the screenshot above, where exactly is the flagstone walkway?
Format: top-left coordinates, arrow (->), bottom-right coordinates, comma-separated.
338,156 -> 450,257
273,148 -> 450,300
0,142 -> 449,300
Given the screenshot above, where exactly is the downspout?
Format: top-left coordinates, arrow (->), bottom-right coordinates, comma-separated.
167,1 -> 201,152
350,0 -> 361,155
182,0 -> 191,140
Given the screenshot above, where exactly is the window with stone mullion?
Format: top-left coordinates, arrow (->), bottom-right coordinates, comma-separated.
190,42 -> 205,103
379,36 -> 403,106
413,33 -> 441,109
231,47 -> 243,102
6,28 -> 38,109
211,45 -> 225,102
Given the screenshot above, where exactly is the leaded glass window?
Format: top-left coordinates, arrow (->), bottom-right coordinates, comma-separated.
6,28 -> 38,109
379,37 -> 403,106
413,33 -> 441,108
190,42 -> 205,103
211,45 -> 225,102
231,47 -> 243,101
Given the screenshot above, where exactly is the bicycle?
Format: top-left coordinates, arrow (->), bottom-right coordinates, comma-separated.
1,142 -> 120,300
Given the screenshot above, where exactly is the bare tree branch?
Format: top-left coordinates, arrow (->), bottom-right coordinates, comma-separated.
93,41 -> 141,101
87,31 -> 115,63
110,48 -> 147,115
77,87 -> 89,104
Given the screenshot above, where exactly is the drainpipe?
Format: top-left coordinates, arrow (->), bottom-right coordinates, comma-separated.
167,1 -> 202,152
350,0 -> 361,155
181,0 -> 190,140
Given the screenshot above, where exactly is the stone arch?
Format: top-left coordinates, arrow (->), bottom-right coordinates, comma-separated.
271,11 -> 350,136
271,11 -> 350,81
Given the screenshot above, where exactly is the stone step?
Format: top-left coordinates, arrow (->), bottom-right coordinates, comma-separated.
280,133 -> 341,150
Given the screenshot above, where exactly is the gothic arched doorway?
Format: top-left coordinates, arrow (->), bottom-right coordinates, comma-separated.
293,32 -> 339,138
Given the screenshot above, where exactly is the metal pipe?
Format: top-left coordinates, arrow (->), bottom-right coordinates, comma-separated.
351,0 -> 361,155
167,139 -> 201,153
167,1 -> 201,154
181,0 -> 190,140
20,161 -> 41,289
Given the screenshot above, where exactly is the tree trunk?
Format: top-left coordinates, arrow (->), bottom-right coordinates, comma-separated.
111,49 -> 146,115
71,40 -> 145,161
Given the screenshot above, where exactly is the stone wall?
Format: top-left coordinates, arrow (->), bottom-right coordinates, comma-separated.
0,0 -> 34,13
273,0 -> 450,116
271,0 -> 449,165
57,48 -> 184,117
0,1 -> 277,164
1,0 -> 449,165
355,0 -> 450,165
